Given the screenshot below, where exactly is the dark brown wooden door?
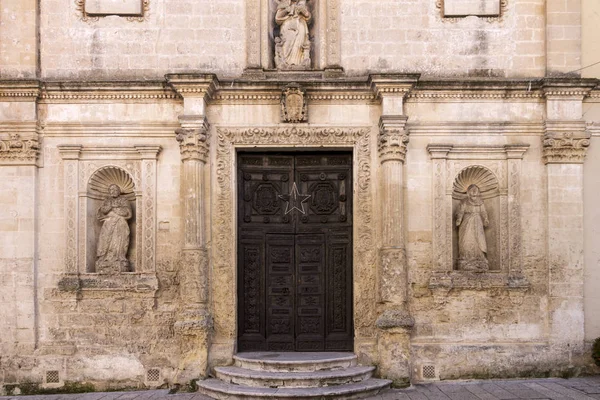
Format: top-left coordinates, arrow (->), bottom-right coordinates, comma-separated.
237,152 -> 353,352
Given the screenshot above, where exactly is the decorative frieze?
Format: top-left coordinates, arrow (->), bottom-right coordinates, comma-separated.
543,121 -> 590,164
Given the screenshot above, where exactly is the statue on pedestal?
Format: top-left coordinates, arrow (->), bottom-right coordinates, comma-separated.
274,0 -> 311,70
456,184 -> 489,271
95,184 -> 132,273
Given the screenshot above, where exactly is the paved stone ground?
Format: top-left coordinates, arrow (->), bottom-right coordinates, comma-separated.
2,376 -> 600,400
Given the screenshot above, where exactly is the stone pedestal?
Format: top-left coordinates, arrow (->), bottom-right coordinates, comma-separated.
376,324 -> 412,387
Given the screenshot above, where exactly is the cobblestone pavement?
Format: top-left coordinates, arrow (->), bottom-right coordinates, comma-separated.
2,376 -> 600,400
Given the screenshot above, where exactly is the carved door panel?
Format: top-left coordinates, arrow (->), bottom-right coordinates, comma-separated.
237,152 -> 353,352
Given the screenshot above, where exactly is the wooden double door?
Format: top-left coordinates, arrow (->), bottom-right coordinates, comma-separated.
237,152 -> 354,352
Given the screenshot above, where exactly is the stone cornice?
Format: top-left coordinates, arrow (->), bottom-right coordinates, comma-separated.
165,73 -> 218,101
542,78 -> 597,99
0,80 -> 40,101
39,81 -> 179,102
369,74 -> 420,99
1,77 -> 599,105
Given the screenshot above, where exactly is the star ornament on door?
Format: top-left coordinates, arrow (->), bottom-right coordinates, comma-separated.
279,182 -> 311,215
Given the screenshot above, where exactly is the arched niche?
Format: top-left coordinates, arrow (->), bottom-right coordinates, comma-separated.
86,166 -> 139,273
451,165 -> 500,271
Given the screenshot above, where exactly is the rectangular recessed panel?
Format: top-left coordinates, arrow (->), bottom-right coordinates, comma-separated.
443,0 -> 500,16
85,0 -> 143,15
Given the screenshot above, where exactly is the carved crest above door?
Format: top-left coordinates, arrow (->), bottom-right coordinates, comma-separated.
281,84 -> 308,123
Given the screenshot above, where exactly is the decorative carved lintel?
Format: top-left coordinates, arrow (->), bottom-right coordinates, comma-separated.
543,121 -> 590,164
176,118 -> 210,162
0,133 -> 40,165
379,116 -> 409,163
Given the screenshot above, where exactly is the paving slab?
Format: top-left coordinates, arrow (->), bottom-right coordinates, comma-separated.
2,377 -> 600,400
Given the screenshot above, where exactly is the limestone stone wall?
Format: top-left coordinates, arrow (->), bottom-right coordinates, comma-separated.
40,0 -> 246,80
0,0 -> 37,79
341,0 -> 546,78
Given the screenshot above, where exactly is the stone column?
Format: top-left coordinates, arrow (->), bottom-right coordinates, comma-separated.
543,81 -> 595,360
370,75 -> 418,386
167,74 -> 217,382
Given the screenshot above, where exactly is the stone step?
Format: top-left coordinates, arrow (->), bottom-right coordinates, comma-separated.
233,352 -> 357,372
197,377 -> 391,399
214,365 -> 375,388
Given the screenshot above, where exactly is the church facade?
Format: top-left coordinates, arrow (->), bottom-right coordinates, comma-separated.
1,0 -> 600,391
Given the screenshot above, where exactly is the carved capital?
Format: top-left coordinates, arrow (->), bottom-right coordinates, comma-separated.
379,116 -> 409,163
0,134 -> 40,165
176,118 -> 210,162
543,121 -> 590,164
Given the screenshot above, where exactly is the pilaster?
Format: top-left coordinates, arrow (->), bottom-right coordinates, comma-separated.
542,81 -> 594,355
370,74 -> 418,385
167,74 -> 216,381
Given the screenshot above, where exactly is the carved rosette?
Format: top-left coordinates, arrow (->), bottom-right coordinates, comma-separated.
281,84 -> 308,123
542,131 -> 590,164
176,121 -> 210,162
0,134 -> 40,165
378,116 -> 409,163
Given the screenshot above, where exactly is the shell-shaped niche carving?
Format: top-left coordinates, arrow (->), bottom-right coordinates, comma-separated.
453,165 -> 499,200
88,166 -> 136,201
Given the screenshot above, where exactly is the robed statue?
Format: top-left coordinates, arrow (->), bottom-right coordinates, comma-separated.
456,184 -> 489,271
95,184 -> 132,273
274,0 -> 311,69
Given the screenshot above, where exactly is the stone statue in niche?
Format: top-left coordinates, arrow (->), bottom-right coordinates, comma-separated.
274,0 -> 311,70
95,184 -> 132,273
456,184 -> 489,271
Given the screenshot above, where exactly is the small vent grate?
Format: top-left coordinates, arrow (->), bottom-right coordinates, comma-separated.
147,369 -> 160,382
46,370 -> 60,383
422,365 -> 436,379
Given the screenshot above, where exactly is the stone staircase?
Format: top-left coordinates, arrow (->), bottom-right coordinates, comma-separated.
197,352 -> 391,399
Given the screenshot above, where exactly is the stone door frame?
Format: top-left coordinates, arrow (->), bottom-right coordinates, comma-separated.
211,126 -> 375,357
